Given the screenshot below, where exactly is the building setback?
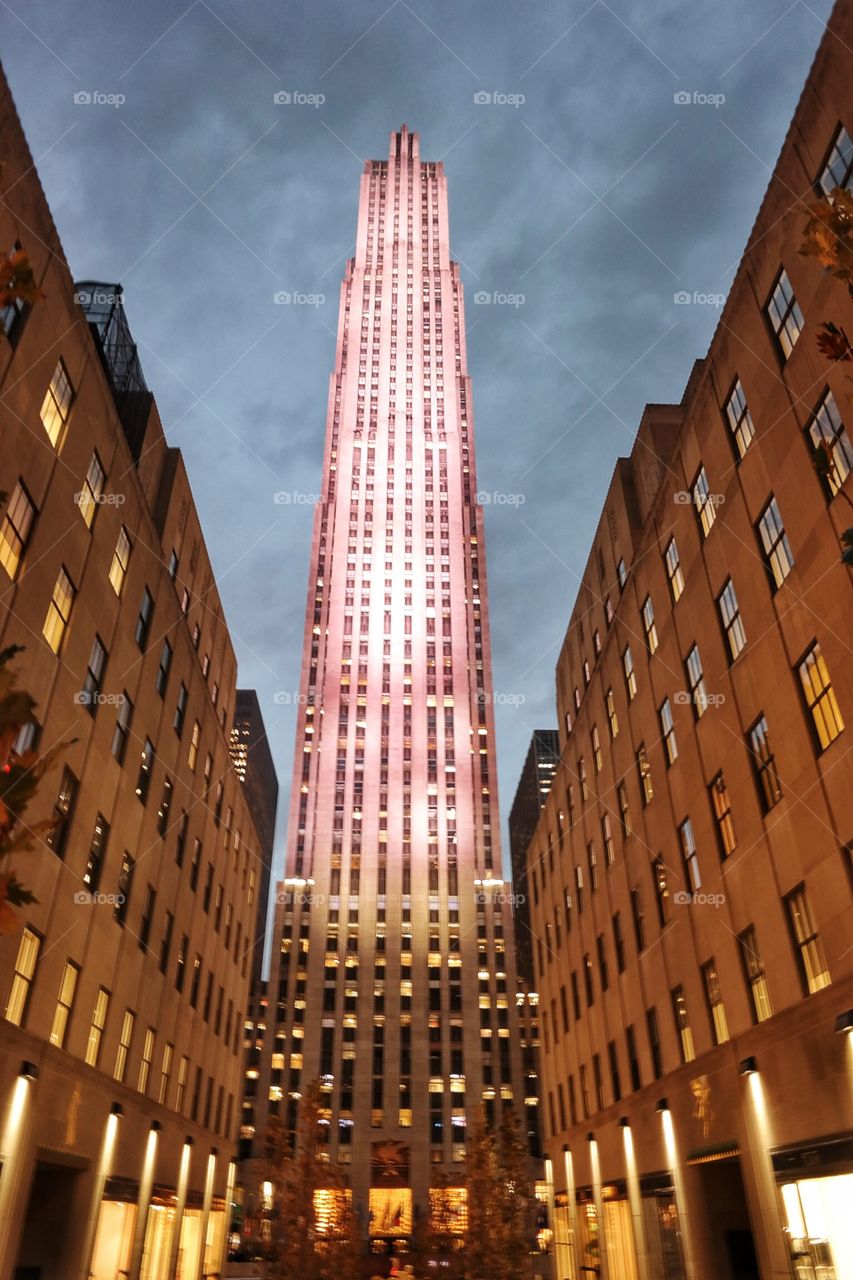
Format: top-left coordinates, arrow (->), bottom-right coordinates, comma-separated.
509,729 -> 560,987
526,7 -> 853,1280
230,689 -> 280,989
0,69 -> 270,1279
248,125 -> 528,1250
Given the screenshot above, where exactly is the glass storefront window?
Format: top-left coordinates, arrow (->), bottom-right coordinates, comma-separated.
90,1200 -> 136,1279
781,1175 -> 853,1280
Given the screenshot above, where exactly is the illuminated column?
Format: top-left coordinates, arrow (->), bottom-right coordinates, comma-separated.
127,1122 -> 160,1280
78,1102 -> 123,1280
587,1134 -> 609,1280
165,1138 -> 193,1280
560,1145 -> 579,1280
737,1059 -> 790,1279
656,1100 -> 697,1280
216,1160 -> 237,1278
543,1156 -> 557,1278
192,1148 -> 217,1280
0,1065 -> 38,1280
619,1119 -> 650,1280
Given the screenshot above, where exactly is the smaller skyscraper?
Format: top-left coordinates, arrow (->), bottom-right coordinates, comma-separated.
230,690 -> 279,989
509,730 -> 560,986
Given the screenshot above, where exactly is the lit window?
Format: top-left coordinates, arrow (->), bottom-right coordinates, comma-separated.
0,480 -> 36,579
622,647 -> 637,700
659,699 -> 678,764
42,565 -> 75,653
605,688 -> 619,739
5,926 -> 41,1025
591,725 -> 603,773
702,959 -> 729,1045
642,597 -> 658,654
664,538 -> 684,600
725,379 -> 755,458
739,926 -> 772,1023
784,885 -> 831,994
818,123 -> 853,194
679,817 -> 701,892
808,389 -> 852,497
710,773 -> 737,858
797,642 -> 844,751
765,269 -> 804,359
111,695 -> 133,763
717,579 -> 746,662
114,1008 -> 135,1082
109,527 -> 131,595
671,985 -> 695,1063
188,720 -> 200,771
138,1026 -> 155,1094
78,452 -> 105,528
637,747 -> 653,805
85,987 -> 110,1066
757,496 -> 794,589
49,960 -> 79,1047
692,467 -> 716,537
46,765 -> 78,858
685,645 -> 708,717
40,358 -> 74,446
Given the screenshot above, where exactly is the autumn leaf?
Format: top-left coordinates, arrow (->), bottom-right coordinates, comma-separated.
816,322 -> 852,362
0,249 -> 45,308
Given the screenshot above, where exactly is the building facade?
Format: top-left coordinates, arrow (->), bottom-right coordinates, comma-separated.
230,688 -> 280,989
0,69 -> 267,1279
250,125 -> 527,1254
510,729 -> 560,987
527,7 -> 853,1280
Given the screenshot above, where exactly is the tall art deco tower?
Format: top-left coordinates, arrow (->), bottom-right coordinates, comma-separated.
257,126 -> 525,1242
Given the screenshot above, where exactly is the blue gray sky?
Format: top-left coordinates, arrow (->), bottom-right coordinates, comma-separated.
2,0 -> 835,900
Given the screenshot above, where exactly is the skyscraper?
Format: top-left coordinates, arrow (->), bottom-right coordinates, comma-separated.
230,689 -> 280,989
509,729 -> 560,986
255,125 -> 525,1246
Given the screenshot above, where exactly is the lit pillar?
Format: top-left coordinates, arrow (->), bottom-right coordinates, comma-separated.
561,1145 -> 579,1280
738,1061 -> 790,1279
127,1122 -> 160,1280
0,1066 -> 38,1280
619,1120 -> 650,1280
165,1138 -> 193,1280
78,1103 -> 123,1280
543,1157 -> 557,1280
657,1101 -> 697,1280
587,1134 -> 609,1280
216,1160 -> 237,1279
191,1148 -> 217,1280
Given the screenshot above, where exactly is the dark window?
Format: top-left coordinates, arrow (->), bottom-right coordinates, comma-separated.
135,588 -> 154,650
46,766 -> 78,858
174,683 -> 188,737
81,635 -> 108,713
115,852 -> 134,926
156,640 -> 172,697
136,739 -> 155,804
139,884 -> 156,951
646,1007 -> 663,1079
83,814 -> 109,892
748,715 -> 783,812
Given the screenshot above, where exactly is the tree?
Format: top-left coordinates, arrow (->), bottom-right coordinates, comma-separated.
496,1105 -> 536,1273
463,1108 -> 536,1280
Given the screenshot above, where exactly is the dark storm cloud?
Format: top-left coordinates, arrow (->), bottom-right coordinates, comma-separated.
2,0 -> 834,911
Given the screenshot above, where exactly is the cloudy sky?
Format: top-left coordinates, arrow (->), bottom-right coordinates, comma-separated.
2,0 -> 834,911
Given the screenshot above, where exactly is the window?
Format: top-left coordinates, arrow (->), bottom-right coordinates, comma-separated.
176,1055 -> 189,1112
43,565 -> 74,653
597,936 -> 609,992
1,244 -> 30,343
701,959 -> 729,1045
188,720 -> 200,771
692,467 -> 716,537
78,452 -> 105,528
159,1042 -> 173,1105
174,683 -> 188,737
757,496 -> 794,591
83,813 -> 109,892
591,725 -> 603,773
626,1025 -> 641,1091
156,640 -> 172,697
818,123 -> 853,194
40,358 -> 74,446
659,700 -> 678,764
718,579 -> 746,662
679,818 -> 701,893
109,526 -> 131,595
671,986 -> 695,1063
766,269 -> 804,359
159,911 -> 174,974
111,694 -> 133,763
115,852 -> 134,926
642,597 -> 658,654
587,842 -> 599,891
785,885 -> 831,994
665,538 -> 684,600
646,1007 -> 663,1079
602,814 -> 615,866
85,987 -> 110,1066
578,757 -> 588,801
797,642 -> 844,751
136,739 -> 155,804
710,773 -> 737,858
139,884 -> 156,951
739,926 -> 772,1022
685,645 -> 708,717
81,635 -> 108,713
652,856 -> 670,926
617,557 -> 627,588
114,1008 -> 135,1082
622,647 -> 637,700
46,765 -> 78,858
749,715 -> 783,811
0,481 -> 36,579
725,379 -> 755,458
612,912 -> 626,972
637,746 -> 653,805
605,688 -> 619,739
5,926 -> 41,1024
168,549 -> 179,580
135,588 -> 154,651
631,888 -> 645,953
808,390 -> 852,497
175,935 -> 188,993
157,778 -> 173,838
49,960 -> 79,1047
618,784 -> 632,837
138,1027 -> 155,1094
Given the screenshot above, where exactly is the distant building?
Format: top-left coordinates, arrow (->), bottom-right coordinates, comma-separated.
0,69 -> 264,1280
230,689 -> 279,988
509,729 -> 560,985
527,8 -> 853,1280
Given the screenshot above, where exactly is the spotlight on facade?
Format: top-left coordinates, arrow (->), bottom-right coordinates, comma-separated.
586,1132 -> 595,1143
655,1098 -> 669,1113
184,1136 -> 194,1146
739,1056 -> 758,1076
19,1061 -> 38,1080
151,1120 -> 162,1132
834,1009 -> 853,1034
618,1116 -> 630,1128
110,1102 -> 124,1116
